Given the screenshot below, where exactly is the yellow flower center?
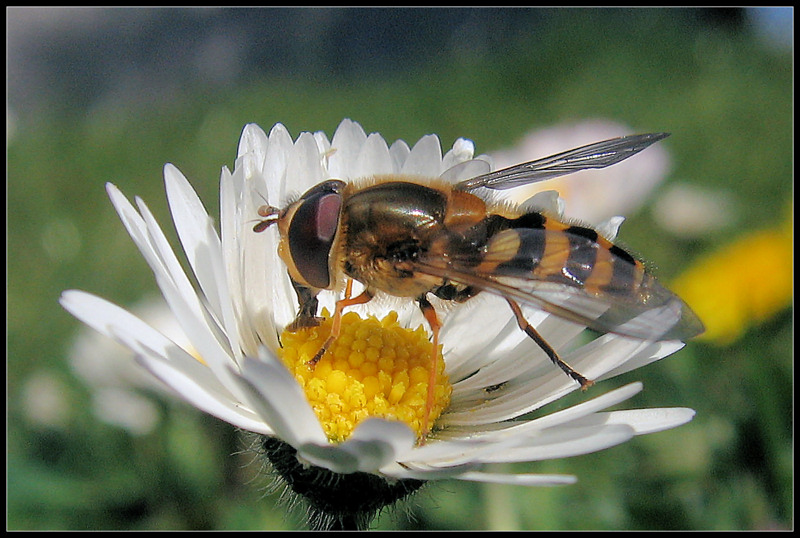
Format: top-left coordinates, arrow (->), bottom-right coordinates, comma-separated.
278,310 -> 451,443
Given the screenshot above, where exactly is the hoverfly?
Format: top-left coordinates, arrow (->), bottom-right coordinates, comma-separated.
254,132 -> 704,435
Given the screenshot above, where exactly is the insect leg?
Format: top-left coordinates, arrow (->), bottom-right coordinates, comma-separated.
308,279 -> 373,367
417,294 -> 442,440
506,298 -> 594,389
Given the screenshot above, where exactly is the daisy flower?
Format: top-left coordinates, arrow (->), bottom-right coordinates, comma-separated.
61,119 -> 695,530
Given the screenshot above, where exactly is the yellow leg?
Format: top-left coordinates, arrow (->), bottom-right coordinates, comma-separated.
417,296 -> 442,442
308,279 -> 373,367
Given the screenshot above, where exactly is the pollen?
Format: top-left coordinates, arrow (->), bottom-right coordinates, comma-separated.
278,311 -> 451,444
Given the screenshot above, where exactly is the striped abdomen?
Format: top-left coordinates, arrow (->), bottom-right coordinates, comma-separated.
475,212 -> 650,299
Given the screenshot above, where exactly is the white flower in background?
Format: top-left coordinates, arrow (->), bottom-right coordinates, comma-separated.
21,370 -> 72,429
490,119 -> 671,226
61,119 -> 693,530
652,181 -> 738,238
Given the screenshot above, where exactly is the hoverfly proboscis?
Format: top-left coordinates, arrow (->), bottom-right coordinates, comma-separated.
253,131 -> 704,438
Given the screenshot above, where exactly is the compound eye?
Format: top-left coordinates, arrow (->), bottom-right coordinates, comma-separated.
288,191 -> 342,289
299,179 -> 345,199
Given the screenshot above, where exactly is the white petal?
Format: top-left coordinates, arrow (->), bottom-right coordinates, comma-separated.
596,215 -> 626,241
524,382 -> 643,430
519,190 -> 562,215
441,295 -> 523,380
264,123 -> 294,205
287,131 -> 326,194
297,443 -> 360,475
403,421 -> 548,466
234,126 -> 270,197
62,290 -> 151,345
134,229 -> 243,388
447,312 -> 576,395
61,291 -> 209,383
598,407 -> 695,435
61,290 -> 274,435
234,355 -> 328,447
353,133 -> 393,178
398,436 -> 487,462
445,321 -> 601,425
111,185 -> 210,332
598,340 -> 685,380
219,166 -> 262,355
568,335 -> 669,382
236,123 -> 267,163
379,461 -> 482,481
454,472 -> 577,486
223,156 -> 296,351
164,165 -> 241,359
348,418 -> 417,461
441,137 -> 475,170
403,420 -> 634,469
92,289 -> 255,415
443,383 -> 644,440
443,372 -> 574,427
475,424 -> 635,463
105,186 -> 236,380
447,333 -> 658,426
388,139 -> 411,172
400,134 -> 443,177
448,308 -> 585,407
299,418 -> 416,474
135,351 -> 272,435
439,158 -> 492,184
312,130 -> 331,157
329,119 -> 367,179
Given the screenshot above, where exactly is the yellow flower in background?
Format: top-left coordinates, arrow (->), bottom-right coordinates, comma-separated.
671,208 -> 793,345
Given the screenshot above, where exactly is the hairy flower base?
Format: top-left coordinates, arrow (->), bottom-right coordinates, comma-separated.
260,436 -> 426,530
278,311 -> 451,442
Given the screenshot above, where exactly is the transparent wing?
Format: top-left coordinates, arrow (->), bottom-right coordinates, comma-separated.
456,132 -> 670,191
414,227 -> 703,342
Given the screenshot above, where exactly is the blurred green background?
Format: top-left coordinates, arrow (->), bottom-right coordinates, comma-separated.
8,8 -> 792,530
